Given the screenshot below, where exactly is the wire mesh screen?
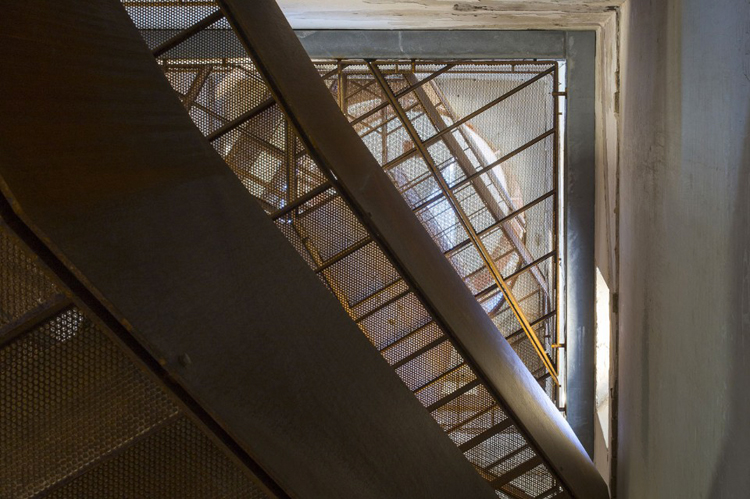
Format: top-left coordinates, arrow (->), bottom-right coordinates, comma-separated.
0,222 -> 270,498
122,4 -> 569,497
322,61 -> 562,400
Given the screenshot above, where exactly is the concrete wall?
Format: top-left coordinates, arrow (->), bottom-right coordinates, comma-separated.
617,0 -> 750,497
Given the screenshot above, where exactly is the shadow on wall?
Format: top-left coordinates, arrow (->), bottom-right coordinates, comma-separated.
709,100 -> 750,498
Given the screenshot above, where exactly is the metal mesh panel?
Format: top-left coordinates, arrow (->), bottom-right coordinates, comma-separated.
0,224 -> 59,328
321,61 -> 562,400
0,222 -> 270,498
1,308 -> 179,497
47,416 -> 268,499
121,6 -> 568,495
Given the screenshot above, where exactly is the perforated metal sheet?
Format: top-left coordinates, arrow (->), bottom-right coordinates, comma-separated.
0,223 -> 270,498
0,226 -> 59,329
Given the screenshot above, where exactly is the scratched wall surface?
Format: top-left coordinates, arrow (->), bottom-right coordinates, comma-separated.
277,0 -> 620,30
617,0 -> 750,498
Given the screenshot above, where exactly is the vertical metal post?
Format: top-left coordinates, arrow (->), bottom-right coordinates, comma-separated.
552,62 -> 562,402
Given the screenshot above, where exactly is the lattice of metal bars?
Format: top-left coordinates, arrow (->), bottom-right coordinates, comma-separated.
317,61 -> 561,401
123,4 -> 570,497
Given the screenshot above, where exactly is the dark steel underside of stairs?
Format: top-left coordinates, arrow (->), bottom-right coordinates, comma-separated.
0,1 -> 608,498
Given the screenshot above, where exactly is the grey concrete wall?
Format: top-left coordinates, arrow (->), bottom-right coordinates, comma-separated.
617,0 -> 750,497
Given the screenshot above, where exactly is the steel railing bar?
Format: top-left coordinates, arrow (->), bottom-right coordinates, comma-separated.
270,181 -> 333,220
490,456 -> 544,489
458,418 -> 514,452
378,320 -> 435,353
427,378 -> 483,413
413,362 -> 467,394
152,10 -> 224,58
314,236 -> 373,273
391,336 -> 450,370
350,64 -> 455,126
0,294 -> 74,349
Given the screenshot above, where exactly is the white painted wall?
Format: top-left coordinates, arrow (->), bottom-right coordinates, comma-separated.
617,0 -> 750,497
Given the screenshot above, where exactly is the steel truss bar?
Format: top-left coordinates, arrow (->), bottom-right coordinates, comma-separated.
427,378 -> 483,413
152,9 -> 224,58
368,61 -> 558,383
378,319 -> 435,353
182,65 -> 213,111
270,181 -> 333,220
355,101 -> 422,146
410,129 -> 555,214
449,129 -> 556,194
208,68 -> 341,143
378,67 -> 555,172
458,417 -> 514,452
479,250 -> 557,297
36,412 -> 182,496
313,236 -> 373,273
349,63 -> 455,127
435,79 -> 521,222
391,336 -> 450,370
405,72 -> 552,301
182,98 -> 285,160
447,190 -> 557,259
444,403 -> 495,434
413,362 -> 467,395
425,67 -> 555,147
0,294 -> 74,349
355,289 -> 412,323
207,97 -> 276,142
351,276 -> 405,309
483,443 -> 532,474
491,456 -> 544,489
536,484 -> 566,499
506,311 -> 557,344
503,485 -> 537,499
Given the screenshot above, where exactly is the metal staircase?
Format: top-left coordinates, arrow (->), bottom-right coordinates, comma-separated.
0,1 -> 608,498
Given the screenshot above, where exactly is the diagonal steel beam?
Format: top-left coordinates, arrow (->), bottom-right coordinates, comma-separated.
404,72 -> 551,299
214,2 -> 609,497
